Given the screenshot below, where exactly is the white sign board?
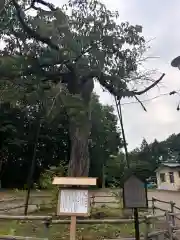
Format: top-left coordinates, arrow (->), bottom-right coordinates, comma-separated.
59,189 -> 89,215
123,175 -> 147,208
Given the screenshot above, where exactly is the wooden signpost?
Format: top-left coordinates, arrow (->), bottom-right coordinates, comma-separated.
123,174 -> 148,240
53,177 -> 97,240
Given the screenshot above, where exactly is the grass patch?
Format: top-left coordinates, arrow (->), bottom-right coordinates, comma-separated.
0,205 -> 148,240
0,220 -> 146,240
91,205 -> 123,219
0,191 -> 152,239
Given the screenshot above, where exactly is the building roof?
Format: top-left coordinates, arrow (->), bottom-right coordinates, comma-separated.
155,162 -> 180,172
162,162 -> 180,167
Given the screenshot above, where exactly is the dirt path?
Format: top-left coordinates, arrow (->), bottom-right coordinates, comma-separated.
148,190 -> 180,211
0,191 -> 51,214
92,189 -> 180,210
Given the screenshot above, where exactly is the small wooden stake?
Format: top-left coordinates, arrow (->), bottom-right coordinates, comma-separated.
134,208 -> 140,240
70,215 -> 76,240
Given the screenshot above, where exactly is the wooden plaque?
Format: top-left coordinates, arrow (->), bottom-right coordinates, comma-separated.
57,189 -> 90,216
123,175 -> 148,208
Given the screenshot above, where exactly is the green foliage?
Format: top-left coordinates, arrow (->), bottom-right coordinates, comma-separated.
39,162 -> 67,189
105,153 -> 126,187
89,95 -> 122,180
39,171 -> 52,190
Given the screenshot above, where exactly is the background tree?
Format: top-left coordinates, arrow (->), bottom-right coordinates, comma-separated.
89,94 -> 122,183
0,94 -> 121,187
105,152 -> 126,187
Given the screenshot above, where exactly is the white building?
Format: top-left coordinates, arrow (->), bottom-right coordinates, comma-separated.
156,162 -> 180,191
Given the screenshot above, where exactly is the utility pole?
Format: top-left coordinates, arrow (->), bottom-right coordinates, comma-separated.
115,97 -> 130,169
102,164 -> 106,188
24,118 -> 41,215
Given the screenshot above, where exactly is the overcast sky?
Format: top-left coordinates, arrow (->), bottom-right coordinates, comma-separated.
53,0 -> 180,150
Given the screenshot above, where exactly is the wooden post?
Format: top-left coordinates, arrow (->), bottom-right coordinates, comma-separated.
152,197 -> 155,215
44,219 -> 51,240
170,201 -> 175,226
90,194 -> 95,216
102,164 -> 106,188
134,208 -> 140,240
165,211 -> 173,240
92,194 -> 95,206
151,197 -> 155,230
144,216 -> 150,240
70,216 -> 76,240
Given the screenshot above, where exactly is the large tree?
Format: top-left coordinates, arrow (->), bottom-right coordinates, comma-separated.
0,0 -> 165,176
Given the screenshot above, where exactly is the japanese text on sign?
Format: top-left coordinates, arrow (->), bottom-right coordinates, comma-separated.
59,189 -> 89,214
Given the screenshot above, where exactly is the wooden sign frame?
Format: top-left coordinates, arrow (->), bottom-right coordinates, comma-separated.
57,187 -> 91,217
53,177 -> 96,186
52,177 -> 97,240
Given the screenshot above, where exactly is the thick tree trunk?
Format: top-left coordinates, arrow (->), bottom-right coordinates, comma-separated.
67,75 -> 94,177
68,110 -> 91,177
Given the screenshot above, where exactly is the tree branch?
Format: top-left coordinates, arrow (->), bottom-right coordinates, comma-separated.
37,41 -> 101,70
47,88 -> 62,117
12,0 -> 59,51
132,73 -> 165,95
97,72 -> 165,98
73,39 -> 103,64
25,0 -> 56,11
12,0 -> 103,74
0,0 -> 5,15
24,0 -> 35,11
35,0 -> 57,11
12,0 -> 75,73
134,95 -> 147,111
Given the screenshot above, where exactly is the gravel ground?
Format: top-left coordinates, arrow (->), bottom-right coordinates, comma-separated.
1,189 -> 180,216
